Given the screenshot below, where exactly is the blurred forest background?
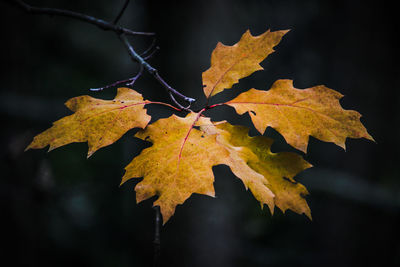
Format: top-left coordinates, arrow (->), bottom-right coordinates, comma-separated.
0,0 -> 399,266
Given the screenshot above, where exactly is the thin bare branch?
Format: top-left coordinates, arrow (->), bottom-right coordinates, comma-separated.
113,0 -> 130,24
119,34 -> 195,108
7,0 -> 154,36
90,78 -> 133,92
126,64 -> 144,86
168,92 -> 192,110
90,64 -> 144,92
6,0 -> 196,109
140,37 -> 157,57
143,46 -> 160,60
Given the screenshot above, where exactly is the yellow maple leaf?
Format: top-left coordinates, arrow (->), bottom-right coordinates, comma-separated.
202,29 -> 288,98
121,113 -> 230,223
26,88 -> 151,157
226,79 -> 374,152
122,113 -> 275,223
200,121 -> 312,218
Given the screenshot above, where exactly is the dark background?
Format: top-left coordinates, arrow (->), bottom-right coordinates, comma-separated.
0,0 -> 398,266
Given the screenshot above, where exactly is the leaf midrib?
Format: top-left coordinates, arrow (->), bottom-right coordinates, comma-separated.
227,100 -> 342,124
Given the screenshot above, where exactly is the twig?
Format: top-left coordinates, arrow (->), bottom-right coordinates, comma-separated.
113,0 -> 130,24
153,206 -> 161,267
126,64 -> 144,86
119,34 -> 195,110
169,92 -> 192,110
143,46 -> 160,60
7,0 -> 197,109
90,78 -> 133,91
90,64 -> 144,91
140,37 -> 157,57
7,0 -> 154,36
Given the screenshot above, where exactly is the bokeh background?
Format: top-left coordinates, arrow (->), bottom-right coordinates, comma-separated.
1,0 -> 398,266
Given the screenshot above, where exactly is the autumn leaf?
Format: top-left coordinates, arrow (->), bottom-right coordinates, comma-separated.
202,29 -> 288,98
226,79 -> 374,152
200,121 -> 312,218
122,113 -> 276,223
197,117 -> 276,214
121,112 -> 231,223
26,88 -> 151,157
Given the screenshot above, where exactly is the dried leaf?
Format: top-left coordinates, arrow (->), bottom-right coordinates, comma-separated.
202,29 -> 288,98
26,88 -> 151,157
227,79 -> 374,152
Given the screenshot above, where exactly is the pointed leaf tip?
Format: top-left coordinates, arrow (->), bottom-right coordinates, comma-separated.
202,28 -> 288,98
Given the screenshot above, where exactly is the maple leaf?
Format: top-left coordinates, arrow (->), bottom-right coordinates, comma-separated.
121,112 -> 231,223
200,121 -> 312,218
122,113 -> 279,223
26,88 -> 151,157
121,112 -> 312,223
226,79 -> 374,152
202,29 -> 288,98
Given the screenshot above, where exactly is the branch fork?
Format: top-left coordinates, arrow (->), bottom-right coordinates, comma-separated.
7,0 -> 196,110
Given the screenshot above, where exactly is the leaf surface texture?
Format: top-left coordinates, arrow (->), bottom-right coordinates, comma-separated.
227,79 -> 374,152
122,113 -> 229,223
202,29 -> 288,98
26,88 -> 151,157
201,121 -> 312,218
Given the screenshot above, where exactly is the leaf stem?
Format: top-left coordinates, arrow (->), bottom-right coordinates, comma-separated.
206,102 -> 226,110
145,101 -> 182,112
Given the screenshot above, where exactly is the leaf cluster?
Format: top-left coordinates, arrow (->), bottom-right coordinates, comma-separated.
26,29 -> 373,224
